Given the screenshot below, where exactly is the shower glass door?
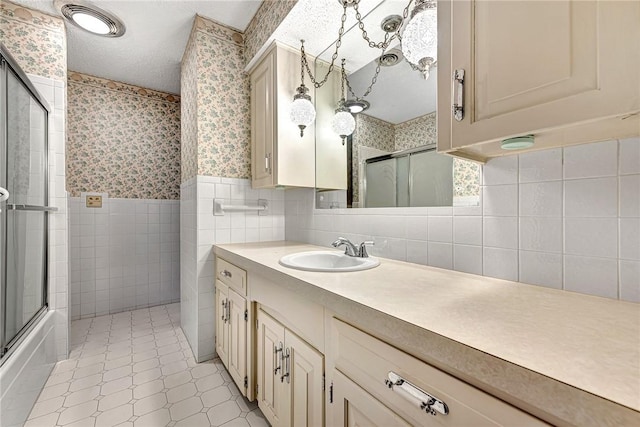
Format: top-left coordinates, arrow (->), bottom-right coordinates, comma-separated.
1,48 -> 51,359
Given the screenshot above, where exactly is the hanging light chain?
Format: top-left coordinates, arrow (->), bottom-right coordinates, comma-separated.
300,1 -> 348,89
343,50 -> 383,100
352,0 -> 414,49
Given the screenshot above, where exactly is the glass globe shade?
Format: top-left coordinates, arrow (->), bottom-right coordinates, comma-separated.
290,97 -> 316,128
331,110 -> 356,137
401,6 -> 437,66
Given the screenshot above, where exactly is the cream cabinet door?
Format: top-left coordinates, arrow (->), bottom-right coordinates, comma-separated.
257,309 -> 287,426
286,329 -> 324,427
227,287 -> 247,395
251,51 -> 275,188
215,280 -> 229,365
439,0 -> 640,156
332,370 -> 411,427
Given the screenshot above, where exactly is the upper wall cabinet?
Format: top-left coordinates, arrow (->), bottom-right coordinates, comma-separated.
437,0 -> 640,162
250,43 -> 316,189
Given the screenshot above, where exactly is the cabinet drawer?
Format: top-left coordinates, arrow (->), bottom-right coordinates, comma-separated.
216,258 -> 247,296
331,319 -> 548,427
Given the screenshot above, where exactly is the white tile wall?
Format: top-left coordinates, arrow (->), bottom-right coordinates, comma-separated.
285,138 -> 640,302
181,176 -> 286,362
69,196 -> 180,320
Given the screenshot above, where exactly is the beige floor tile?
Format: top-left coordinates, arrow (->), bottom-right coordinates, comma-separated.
158,351 -> 183,366
95,403 -> 133,427
169,396 -> 203,421
160,360 -> 187,376
132,379 -> 164,400
104,355 -> 132,371
132,357 -> 159,373
64,416 -> 97,427
101,376 -> 133,396
201,385 -> 231,408
222,419 -> 251,427
163,371 -> 192,389
133,392 -> 167,416
38,382 -> 71,401
24,412 -> 60,427
98,388 -> 133,412
46,370 -> 74,386
57,400 -> 98,425
207,400 -> 241,426
132,367 -> 162,385
195,373 -> 224,392
28,396 -> 65,419
190,363 -> 218,379
103,365 -> 132,382
132,349 -> 157,363
69,373 -> 103,392
64,386 -> 101,408
174,412 -> 211,427
73,362 -> 105,379
133,408 -> 171,427
166,382 -> 197,404
76,354 -> 106,368
246,409 -> 269,427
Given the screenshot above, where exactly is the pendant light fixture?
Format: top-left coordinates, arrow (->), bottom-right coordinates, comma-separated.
401,0 -> 437,79
290,41 -> 316,137
331,60 -> 356,144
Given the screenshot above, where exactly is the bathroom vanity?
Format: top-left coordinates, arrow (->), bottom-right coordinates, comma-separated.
213,241 -> 639,427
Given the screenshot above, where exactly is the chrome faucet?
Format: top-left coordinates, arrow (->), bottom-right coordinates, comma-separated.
332,237 -> 374,258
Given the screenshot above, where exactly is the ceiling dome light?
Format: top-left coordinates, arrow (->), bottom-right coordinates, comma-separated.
56,0 -> 125,37
402,0 -> 437,67
343,99 -> 370,114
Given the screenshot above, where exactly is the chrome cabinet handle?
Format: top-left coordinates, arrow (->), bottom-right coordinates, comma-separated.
274,342 -> 283,375
452,69 -> 465,122
221,299 -> 227,322
221,270 -> 232,278
281,347 -> 290,383
384,371 -> 449,416
226,300 -> 231,323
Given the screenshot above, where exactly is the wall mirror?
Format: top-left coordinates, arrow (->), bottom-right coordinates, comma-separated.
305,0 -> 481,209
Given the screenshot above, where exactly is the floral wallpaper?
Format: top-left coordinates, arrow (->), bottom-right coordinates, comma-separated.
181,28 -> 198,183
181,16 -> 251,182
351,112 -> 480,203
196,17 -> 251,179
0,0 -> 66,80
395,112 -> 437,150
244,0 -> 298,67
67,72 -> 181,199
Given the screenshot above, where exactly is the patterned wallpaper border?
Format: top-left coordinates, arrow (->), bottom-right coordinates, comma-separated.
69,71 -> 180,102
244,0 -> 298,66
0,0 -> 66,80
195,15 -> 244,46
1,1 -> 64,31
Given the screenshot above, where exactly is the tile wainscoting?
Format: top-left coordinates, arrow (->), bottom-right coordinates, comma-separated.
285,138 -> 640,302
180,176 -> 286,362
69,197 -> 180,321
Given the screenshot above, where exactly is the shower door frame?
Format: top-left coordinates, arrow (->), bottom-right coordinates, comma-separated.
0,44 -> 52,362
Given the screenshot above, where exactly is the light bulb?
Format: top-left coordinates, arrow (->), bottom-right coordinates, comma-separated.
402,2 -> 437,66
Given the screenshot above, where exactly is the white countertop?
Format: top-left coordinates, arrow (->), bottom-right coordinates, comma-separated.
214,241 -> 640,425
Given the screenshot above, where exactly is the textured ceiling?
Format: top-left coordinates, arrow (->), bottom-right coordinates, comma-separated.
11,0 -> 262,94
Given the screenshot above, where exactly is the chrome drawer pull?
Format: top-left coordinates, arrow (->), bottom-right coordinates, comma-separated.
385,371 -> 449,416
452,69 -> 465,122
221,270 -> 232,278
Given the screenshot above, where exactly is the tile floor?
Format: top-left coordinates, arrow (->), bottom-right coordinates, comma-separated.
26,304 -> 269,427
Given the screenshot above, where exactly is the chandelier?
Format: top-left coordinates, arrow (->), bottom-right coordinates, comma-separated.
290,0 -> 437,139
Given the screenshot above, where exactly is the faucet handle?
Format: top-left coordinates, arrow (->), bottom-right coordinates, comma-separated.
358,241 -> 374,258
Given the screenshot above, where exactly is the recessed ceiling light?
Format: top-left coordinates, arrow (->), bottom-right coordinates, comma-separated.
55,0 -> 125,37
344,99 -> 370,114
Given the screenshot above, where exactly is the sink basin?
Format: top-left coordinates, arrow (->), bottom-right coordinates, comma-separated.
279,251 -> 380,272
